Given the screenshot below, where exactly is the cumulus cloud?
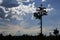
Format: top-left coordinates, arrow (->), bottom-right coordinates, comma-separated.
0,0 -> 38,36
7,2 -> 36,21
0,0 -> 36,20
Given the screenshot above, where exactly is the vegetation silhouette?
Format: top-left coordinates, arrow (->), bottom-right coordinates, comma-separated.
53,28 -> 59,36
0,28 -> 60,40
34,4 -> 47,35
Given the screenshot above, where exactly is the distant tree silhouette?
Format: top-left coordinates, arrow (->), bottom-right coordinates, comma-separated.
53,28 -> 59,36
49,32 -> 52,36
0,33 -> 3,37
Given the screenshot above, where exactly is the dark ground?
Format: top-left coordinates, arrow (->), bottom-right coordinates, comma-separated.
0,33 -> 60,40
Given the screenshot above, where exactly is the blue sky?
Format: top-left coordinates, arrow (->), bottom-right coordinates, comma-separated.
0,0 -> 60,36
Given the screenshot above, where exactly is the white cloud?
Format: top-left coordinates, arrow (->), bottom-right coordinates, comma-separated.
42,0 -> 46,2
0,0 -> 37,36
45,8 -> 54,12
17,0 -> 30,2
44,4 -> 54,12
0,6 -> 9,13
0,1 -> 36,20
0,0 -> 2,4
23,0 -> 30,2
7,2 -> 36,21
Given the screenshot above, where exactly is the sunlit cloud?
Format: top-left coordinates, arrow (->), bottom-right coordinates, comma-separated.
42,0 -> 46,2
0,24 -> 40,36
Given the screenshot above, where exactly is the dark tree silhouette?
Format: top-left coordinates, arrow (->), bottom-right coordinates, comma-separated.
49,32 -> 52,36
34,4 -> 47,35
0,32 -> 60,40
53,28 -> 59,36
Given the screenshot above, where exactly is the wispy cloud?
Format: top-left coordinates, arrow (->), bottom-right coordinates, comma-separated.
44,4 -> 54,12
42,0 -> 46,2
0,24 -> 40,36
